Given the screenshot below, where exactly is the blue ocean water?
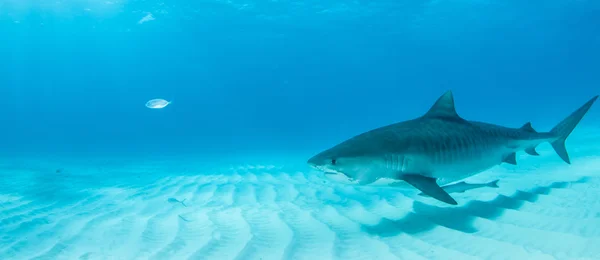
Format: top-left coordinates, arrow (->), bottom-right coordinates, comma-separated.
1,1 -> 600,259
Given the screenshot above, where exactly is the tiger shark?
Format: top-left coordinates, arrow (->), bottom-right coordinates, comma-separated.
307,91 -> 598,205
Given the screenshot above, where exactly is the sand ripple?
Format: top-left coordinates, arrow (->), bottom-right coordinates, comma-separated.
1,155 -> 599,259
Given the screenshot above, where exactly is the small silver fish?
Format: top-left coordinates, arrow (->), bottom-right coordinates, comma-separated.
145,98 -> 171,109
167,197 -> 187,207
418,180 -> 499,197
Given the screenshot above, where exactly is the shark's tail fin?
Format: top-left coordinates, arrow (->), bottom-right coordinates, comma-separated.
549,95 -> 598,164
487,180 -> 499,188
181,198 -> 187,207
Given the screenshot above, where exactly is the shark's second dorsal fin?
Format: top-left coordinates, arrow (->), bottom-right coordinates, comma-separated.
423,90 -> 463,120
520,122 -> 537,133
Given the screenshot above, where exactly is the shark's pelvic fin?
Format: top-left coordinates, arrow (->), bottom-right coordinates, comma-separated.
549,95 -> 598,164
423,90 -> 464,121
502,152 -> 517,165
520,122 -> 537,133
401,174 -> 458,205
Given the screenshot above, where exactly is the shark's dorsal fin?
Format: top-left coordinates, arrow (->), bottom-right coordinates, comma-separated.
520,122 -> 537,133
423,90 -> 463,120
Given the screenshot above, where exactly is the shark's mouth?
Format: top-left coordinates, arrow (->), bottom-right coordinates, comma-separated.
310,165 -> 343,175
310,165 -> 353,181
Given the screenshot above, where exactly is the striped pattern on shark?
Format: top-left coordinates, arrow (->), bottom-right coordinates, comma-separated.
308,91 -> 598,205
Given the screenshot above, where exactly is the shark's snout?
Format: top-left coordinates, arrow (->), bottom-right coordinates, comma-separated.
307,153 -> 325,166
307,153 -> 334,173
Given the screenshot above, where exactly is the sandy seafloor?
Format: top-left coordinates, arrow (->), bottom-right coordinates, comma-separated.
1,129 -> 599,260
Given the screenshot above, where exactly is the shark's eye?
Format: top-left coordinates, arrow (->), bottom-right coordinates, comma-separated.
331,159 -> 337,165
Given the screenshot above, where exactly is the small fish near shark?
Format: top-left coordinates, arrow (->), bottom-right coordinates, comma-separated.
308,90 -> 598,205
418,180 -> 499,197
167,197 -> 187,207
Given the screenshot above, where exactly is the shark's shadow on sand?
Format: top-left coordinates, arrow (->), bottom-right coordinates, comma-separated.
361,177 -> 592,236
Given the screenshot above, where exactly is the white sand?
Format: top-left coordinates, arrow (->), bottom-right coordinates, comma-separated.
1,134 -> 599,259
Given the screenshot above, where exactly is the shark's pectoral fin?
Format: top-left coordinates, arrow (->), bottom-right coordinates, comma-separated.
401,174 -> 458,205
502,152 -> 517,165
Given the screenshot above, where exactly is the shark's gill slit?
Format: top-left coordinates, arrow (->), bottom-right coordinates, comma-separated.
400,155 -> 407,172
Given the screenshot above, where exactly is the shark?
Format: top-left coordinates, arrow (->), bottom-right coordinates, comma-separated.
307,91 -> 598,205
